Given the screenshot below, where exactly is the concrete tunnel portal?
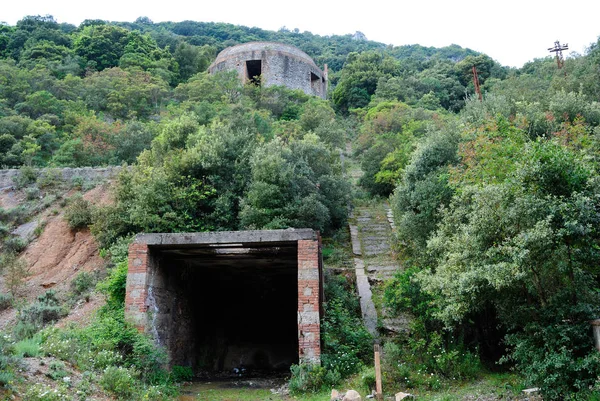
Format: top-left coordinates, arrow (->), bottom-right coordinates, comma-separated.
125,229 -> 323,374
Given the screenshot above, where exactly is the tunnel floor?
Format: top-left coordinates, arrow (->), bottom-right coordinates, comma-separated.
154,244 -> 299,374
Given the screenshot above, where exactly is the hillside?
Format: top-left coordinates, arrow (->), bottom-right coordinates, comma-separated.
0,13 -> 600,401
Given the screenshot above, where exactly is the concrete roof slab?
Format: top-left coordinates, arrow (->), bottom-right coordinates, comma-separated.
134,228 -> 318,247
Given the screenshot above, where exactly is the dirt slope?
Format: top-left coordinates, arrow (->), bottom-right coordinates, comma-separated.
0,183 -> 114,330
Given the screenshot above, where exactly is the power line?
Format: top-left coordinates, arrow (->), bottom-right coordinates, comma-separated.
548,40 -> 568,69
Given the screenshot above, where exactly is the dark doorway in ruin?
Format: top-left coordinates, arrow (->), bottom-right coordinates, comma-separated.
246,60 -> 262,85
126,230 -> 323,376
148,242 -> 299,374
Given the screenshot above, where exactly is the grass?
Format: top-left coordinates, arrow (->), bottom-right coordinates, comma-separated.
189,388 -> 331,401
322,227 -> 354,270
182,372 -> 525,401
405,372 -> 526,400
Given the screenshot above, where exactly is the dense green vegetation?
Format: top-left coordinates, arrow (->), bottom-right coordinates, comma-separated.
1,12 -> 600,401
0,14 -> 485,169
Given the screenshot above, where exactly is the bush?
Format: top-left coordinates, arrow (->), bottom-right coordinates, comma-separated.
15,291 -> 66,339
13,166 -> 37,189
0,252 -> 28,296
70,271 -> 96,298
0,223 -> 10,237
47,360 -> 68,380
42,328 -> 88,366
64,195 -> 92,230
289,363 -> 339,393
321,271 -> 372,378
502,310 -> 600,400
13,336 -> 41,357
0,293 -> 12,311
0,335 -> 17,388
100,366 -> 137,399
360,366 -> 377,394
23,383 -> 73,401
170,365 -> 193,382
25,186 -> 40,200
3,236 -> 28,253
92,349 -> 122,370
37,169 -> 62,189
97,261 -> 128,307
0,371 -> 14,387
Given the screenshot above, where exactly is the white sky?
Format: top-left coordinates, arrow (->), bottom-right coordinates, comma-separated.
2,0 -> 599,68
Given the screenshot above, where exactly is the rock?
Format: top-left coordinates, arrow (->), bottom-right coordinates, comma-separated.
331,389 -> 340,400
343,390 -> 362,401
41,281 -> 57,289
395,392 -> 414,400
522,388 -> 540,394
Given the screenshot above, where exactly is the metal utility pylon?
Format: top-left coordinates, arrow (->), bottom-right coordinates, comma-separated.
548,40 -> 568,69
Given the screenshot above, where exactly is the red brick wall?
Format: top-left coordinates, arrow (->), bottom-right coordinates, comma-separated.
125,243 -> 149,331
297,239 -> 321,363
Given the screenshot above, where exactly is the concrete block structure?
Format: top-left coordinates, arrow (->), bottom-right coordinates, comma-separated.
208,42 -> 328,98
125,229 -> 323,372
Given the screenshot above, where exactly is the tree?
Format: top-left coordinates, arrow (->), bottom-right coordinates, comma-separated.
333,51 -> 400,112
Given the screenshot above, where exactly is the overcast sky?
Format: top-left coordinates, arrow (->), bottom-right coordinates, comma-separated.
3,0 -> 599,67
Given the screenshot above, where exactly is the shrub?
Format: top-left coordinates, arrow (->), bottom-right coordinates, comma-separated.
13,336 -> 41,357
130,335 -> 168,383
0,252 -> 28,296
25,186 -> 40,200
23,383 -> 73,401
42,328 -> 87,366
0,223 -> 10,237
360,366 -> 376,394
502,310 -> 600,400
47,360 -> 68,380
100,366 -> 137,399
15,291 -> 66,339
289,363 -> 338,393
75,371 -> 95,401
321,271 -> 372,378
70,271 -> 96,298
92,349 -> 122,370
13,166 -> 37,189
33,220 -> 46,237
37,169 -> 62,189
0,293 -> 12,311
97,261 -> 128,307
64,195 -> 92,230
0,371 -> 14,387
0,335 -> 17,388
3,236 -> 28,253
70,176 -> 84,189
170,365 -> 193,382
13,321 -> 38,341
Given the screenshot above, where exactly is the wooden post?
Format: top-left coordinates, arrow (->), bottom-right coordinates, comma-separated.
374,344 -> 383,400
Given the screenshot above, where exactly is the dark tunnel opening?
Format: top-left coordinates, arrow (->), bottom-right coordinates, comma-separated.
150,244 -> 299,375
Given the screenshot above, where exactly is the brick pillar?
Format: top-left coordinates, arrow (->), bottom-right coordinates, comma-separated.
297,239 -> 321,364
125,242 -> 150,331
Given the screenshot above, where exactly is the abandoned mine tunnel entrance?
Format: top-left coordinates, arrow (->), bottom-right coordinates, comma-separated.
125,229 -> 323,375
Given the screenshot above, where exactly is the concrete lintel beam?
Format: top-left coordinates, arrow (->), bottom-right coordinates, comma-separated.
134,229 -> 318,246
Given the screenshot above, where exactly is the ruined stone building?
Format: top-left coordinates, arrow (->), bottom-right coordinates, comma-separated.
208,42 -> 328,99
125,229 -> 323,373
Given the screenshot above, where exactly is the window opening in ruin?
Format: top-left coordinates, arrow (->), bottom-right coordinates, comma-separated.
246,60 -> 262,85
310,72 -> 319,82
